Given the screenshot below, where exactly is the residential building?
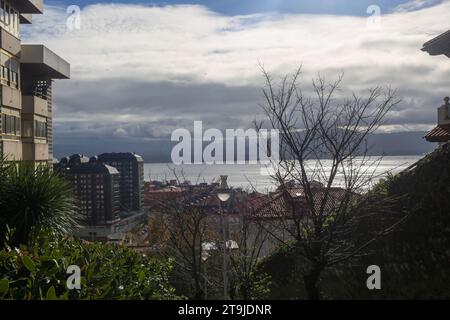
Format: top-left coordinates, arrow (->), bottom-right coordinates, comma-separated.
424,97 -> 450,144
237,181 -> 361,256
57,154 -> 121,241
98,152 -> 144,214
422,29 -> 450,57
0,0 -> 70,165
422,30 -> 450,144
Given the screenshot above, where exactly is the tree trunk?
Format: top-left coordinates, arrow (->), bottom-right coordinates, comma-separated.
193,273 -> 203,300
303,267 -> 321,300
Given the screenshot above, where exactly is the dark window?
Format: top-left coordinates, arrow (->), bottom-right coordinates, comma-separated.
1,114 -> 19,135
34,120 -> 47,138
15,117 -> 20,135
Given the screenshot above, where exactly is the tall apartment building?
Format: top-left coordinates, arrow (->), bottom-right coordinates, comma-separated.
57,154 -> 121,241
98,152 -> 144,214
0,1 -> 70,165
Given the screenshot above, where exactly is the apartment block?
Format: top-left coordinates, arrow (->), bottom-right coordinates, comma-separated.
98,152 -> 144,214
0,0 -> 70,165
57,154 -> 121,241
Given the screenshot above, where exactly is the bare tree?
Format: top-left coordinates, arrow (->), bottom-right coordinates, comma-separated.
162,198 -> 213,299
145,170 -> 220,299
259,66 -> 404,299
229,202 -> 271,300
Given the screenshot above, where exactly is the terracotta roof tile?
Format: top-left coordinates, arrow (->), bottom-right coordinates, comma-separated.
424,124 -> 450,142
242,187 -> 359,220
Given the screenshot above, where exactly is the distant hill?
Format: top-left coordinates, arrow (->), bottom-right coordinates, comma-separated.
367,131 -> 434,156
54,131 -> 435,163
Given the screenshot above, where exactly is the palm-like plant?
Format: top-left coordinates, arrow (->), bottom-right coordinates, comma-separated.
0,161 -> 78,248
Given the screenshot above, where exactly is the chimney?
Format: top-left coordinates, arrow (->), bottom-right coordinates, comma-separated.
438,96 -> 450,125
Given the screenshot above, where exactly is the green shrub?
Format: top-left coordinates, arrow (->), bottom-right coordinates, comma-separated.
0,232 -> 182,300
0,163 -> 77,248
322,143 -> 450,299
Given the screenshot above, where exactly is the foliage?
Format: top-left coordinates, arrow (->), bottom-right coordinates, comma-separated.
260,144 -> 450,299
0,231 -> 181,300
0,162 -> 78,248
321,143 -> 450,299
259,242 -> 308,299
231,260 -> 271,300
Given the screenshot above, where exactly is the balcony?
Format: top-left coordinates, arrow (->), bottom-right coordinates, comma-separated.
422,30 -> 450,58
0,28 -> 20,56
20,14 -> 33,24
22,95 -> 48,117
21,45 -> 70,79
1,84 -> 21,110
14,0 -> 43,14
1,140 -> 22,161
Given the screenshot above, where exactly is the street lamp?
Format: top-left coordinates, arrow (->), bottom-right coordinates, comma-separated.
217,175 -> 231,300
217,192 -> 231,202
201,242 -> 216,300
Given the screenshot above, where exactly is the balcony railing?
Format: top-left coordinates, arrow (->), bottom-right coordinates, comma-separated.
23,80 -> 51,100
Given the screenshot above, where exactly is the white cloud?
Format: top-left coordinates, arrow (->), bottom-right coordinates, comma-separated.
393,0 -> 442,13
20,1 -> 450,137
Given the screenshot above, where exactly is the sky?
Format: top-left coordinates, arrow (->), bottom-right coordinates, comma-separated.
46,0 -> 440,16
21,0 -> 450,160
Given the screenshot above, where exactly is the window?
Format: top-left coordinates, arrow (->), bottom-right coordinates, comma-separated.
0,1 -> 4,22
0,1 -> 19,37
1,113 -> 20,135
11,71 -> 17,88
0,53 -> 20,88
15,116 -> 20,135
4,2 -> 8,25
34,120 -> 47,138
22,120 -> 33,137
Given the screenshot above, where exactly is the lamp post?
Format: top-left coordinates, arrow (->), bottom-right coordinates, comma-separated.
201,242 -> 214,300
217,175 -> 231,300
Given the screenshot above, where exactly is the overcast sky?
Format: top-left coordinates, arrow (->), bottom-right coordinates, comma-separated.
21,0 -> 450,159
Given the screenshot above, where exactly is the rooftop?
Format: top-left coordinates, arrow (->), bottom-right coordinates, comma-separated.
64,163 -> 119,175
20,44 -> 70,79
98,152 -> 144,162
422,29 -> 450,58
424,124 -> 450,142
15,0 -> 43,14
240,186 -> 359,220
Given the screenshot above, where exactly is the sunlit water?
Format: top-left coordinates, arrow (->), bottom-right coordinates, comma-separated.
144,155 -> 423,193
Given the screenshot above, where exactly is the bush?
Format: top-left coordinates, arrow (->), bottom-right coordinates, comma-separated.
0,232 -> 182,300
322,143 -> 450,299
0,163 -> 77,248
260,144 -> 450,299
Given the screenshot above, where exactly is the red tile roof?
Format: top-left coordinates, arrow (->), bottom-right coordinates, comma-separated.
240,187 -> 359,220
238,192 -> 294,220
424,124 -> 450,142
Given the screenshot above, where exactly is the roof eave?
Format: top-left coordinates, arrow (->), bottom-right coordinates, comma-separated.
20,44 -> 70,79
14,0 -> 43,14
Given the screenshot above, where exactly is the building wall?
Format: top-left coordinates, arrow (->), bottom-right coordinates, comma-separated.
98,154 -> 144,213
65,171 -> 120,227
0,1 -> 68,166
438,104 -> 450,125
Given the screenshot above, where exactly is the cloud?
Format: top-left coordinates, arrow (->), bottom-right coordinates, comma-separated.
393,0 -> 442,13
20,1 -> 450,158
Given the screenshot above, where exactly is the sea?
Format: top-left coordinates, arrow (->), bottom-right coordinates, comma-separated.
144,155 -> 423,193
